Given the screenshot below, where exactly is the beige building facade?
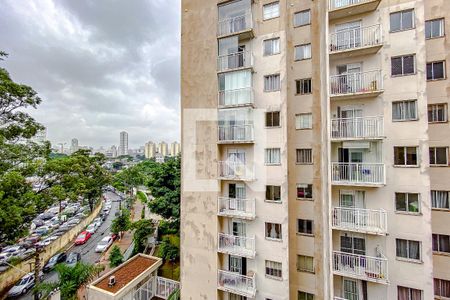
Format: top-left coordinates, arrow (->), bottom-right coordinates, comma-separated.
181,0 -> 450,299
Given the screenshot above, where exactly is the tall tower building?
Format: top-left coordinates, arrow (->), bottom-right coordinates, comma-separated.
170,141 -> 181,157
119,131 -> 128,156
159,141 -> 169,157
145,141 -> 157,159
70,138 -> 79,153
181,0 -> 449,299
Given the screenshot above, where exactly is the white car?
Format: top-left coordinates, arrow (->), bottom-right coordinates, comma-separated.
7,272 -> 43,297
95,236 -> 113,253
86,223 -> 98,234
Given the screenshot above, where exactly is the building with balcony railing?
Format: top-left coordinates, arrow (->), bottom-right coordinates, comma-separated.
217,270 -> 256,298
217,124 -> 254,143
330,70 -> 383,100
333,251 -> 389,284
332,207 -> 388,235
218,233 -> 256,258
331,162 -> 385,186
331,116 -> 384,140
217,197 -> 255,219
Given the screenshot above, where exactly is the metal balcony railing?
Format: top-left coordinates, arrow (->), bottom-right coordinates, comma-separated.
218,161 -> 253,180
329,0 -> 376,10
218,124 -> 254,143
333,251 -> 388,283
330,24 -> 382,53
331,162 -> 385,185
155,277 -> 180,300
218,11 -> 253,36
217,270 -> 256,298
218,87 -> 254,108
330,70 -> 382,97
218,197 -> 255,219
217,51 -> 253,72
331,116 -> 384,140
218,233 -> 255,258
332,207 -> 387,234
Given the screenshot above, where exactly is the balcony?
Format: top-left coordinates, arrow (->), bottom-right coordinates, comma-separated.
333,251 -> 388,284
331,162 -> 385,186
328,0 -> 381,20
330,70 -> 383,100
218,270 -> 256,298
218,124 -> 254,144
330,24 -> 382,58
218,233 -> 255,258
218,161 -> 254,181
219,87 -> 254,108
155,277 -> 180,300
332,207 -> 387,235
217,51 -> 253,73
331,116 -> 384,141
218,197 -> 255,219
218,11 -> 254,39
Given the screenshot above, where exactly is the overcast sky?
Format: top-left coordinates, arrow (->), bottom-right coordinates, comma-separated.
0,0 -> 180,149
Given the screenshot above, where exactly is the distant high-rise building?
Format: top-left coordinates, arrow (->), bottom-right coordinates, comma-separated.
145,141 -> 157,159
170,141 -> 181,157
119,131 -> 128,156
70,138 -> 79,153
106,145 -> 118,158
158,141 -> 169,157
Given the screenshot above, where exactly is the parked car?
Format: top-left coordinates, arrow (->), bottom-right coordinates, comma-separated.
19,248 -> 36,260
43,252 -> 67,272
3,246 -> 23,256
7,272 -> 43,297
25,235 -> 41,245
34,226 -> 50,236
75,231 -> 91,245
32,219 -> 45,228
93,217 -> 102,227
65,252 -> 81,268
95,236 -> 113,253
0,252 -> 13,266
99,213 -> 107,222
67,218 -> 81,226
40,212 -> 55,220
102,208 -> 110,215
86,223 -> 98,235
110,233 -> 119,241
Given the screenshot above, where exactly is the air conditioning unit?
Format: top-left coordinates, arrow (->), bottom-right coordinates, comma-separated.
108,276 -> 116,287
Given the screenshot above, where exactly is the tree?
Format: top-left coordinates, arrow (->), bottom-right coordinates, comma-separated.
131,219 -> 155,254
158,235 -> 180,278
35,262 -> 103,300
108,245 -> 123,268
111,209 -> 131,236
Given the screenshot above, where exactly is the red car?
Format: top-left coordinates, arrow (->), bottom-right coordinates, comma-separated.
75,231 -> 91,245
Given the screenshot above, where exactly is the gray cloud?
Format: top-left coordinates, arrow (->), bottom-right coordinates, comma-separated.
0,0 -> 181,149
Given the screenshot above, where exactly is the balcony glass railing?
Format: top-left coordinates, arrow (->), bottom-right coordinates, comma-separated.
331,162 -> 385,185
218,161 -> 253,180
332,207 -> 387,234
330,24 -> 382,53
217,51 -> 253,72
218,11 -> 253,36
331,116 -> 384,140
329,0 -> 376,10
330,70 -> 382,97
333,251 -> 388,283
218,197 -> 255,219
155,277 -> 180,300
219,87 -> 253,108
218,124 -> 254,143
218,233 -> 255,258
217,270 -> 256,298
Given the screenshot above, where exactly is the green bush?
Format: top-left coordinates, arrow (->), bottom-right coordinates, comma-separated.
108,245 -> 123,268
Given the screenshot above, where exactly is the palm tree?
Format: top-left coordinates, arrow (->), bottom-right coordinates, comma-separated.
35,262 -> 104,300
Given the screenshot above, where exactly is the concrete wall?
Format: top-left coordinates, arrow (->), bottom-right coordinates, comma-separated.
0,203 -> 102,295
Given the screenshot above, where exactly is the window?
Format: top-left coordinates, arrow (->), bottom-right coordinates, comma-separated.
392,55 -> 415,76
297,184 -> 312,199
265,148 -> 281,165
263,2 -> 279,20
265,260 -> 282,278
297,219 -> 313,235
296,113 -> 312,129
434,278 -> 450,298
398,286 -> 422,300
296,149 -> 313,164
431,190 -> 450,209
394,146 -> 418,166
396,239 -> 421,261
264,74 -> 281,92
266,185 -> 281,201
297,255 -> 314,273
395,193 -> 420,213
427,61 -> 445,80
298,291 -> 314,300
390,9 -> 414,32
433,234 -> 450,254
265,111 -> 280,127
430,147 -> 448,166
230,295 -> 246,300
426,18 -> 445,39
392,100 -> 418,121
296,78 -> 312,94
263,38 -> 280,56
294,10 -> 310,27
265,222 -> 282,240
428,104 -> 448,123
295,44 -> 311,61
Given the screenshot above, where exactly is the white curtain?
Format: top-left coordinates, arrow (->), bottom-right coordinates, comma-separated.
432,190 -> 449,209
223,70 -> 251,106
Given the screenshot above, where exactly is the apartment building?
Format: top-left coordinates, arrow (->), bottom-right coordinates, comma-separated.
181,0 -> 450,299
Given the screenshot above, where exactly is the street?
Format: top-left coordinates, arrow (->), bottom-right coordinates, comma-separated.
16,191 -> 120,300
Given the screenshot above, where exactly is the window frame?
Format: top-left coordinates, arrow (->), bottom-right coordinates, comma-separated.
390,9 -> 415,33
264,148 -> 281,166
265,222 -> 282,241
265,260 -> 282,279
264,74 -> 281,92
296,183 -> 313,200
295,113 -> 313,130
391,54 -> 416,77
263,1 -> 280,21
396,238 -> 422,262
296,148 -> 313,164
427,61 -> 446,81
432,233 -> 450,254
426,18 -> 445,39
293,9 -> 311,27
298,291 -> 314,300
392,100 -> 418,122
297,219 -> 314,236
428,103 -> 448,123
265,185 -> 281,202
397,286 -> 423,300
395,192 -> 421,214
294,43 -> 312,61
431,190 -> 450,210
429,147 -> 449,166
263,38 -> 281,56
296,78 -> 312,95
434,278 -> 450,298
265,111 -> 281,128
394,146 -> 419,167
297,255 -> 314,273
